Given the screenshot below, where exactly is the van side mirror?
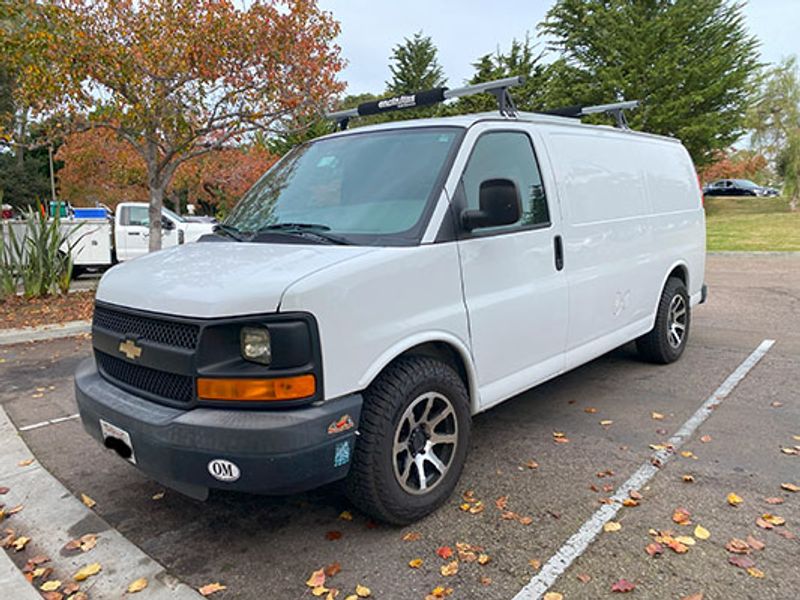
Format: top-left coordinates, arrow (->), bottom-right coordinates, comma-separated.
161,216 -> 175,231
461,178 -> 521,231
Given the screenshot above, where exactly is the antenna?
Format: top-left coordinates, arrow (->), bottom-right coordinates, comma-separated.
542,100 -> 641,129
326,76 -> 525,130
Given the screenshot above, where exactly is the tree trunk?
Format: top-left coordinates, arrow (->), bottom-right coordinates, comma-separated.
148,182 -> 165,252
790,192 -> 799,213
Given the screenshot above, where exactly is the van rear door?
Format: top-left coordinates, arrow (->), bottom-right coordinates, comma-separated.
454,126 -> 568,409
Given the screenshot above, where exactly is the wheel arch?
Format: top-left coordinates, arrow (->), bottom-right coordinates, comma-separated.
357,333 -> 479,414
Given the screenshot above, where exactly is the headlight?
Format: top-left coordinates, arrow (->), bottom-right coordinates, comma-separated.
240,326 -> 271,365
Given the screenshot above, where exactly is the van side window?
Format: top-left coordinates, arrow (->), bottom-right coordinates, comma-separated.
461,131 -> 550,230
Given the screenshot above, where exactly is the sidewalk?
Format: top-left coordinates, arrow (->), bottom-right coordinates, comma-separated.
0,406 -> 203,599
0,320 -> 91,345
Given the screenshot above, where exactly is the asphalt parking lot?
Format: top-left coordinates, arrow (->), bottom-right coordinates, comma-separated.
1,254 -> 798,600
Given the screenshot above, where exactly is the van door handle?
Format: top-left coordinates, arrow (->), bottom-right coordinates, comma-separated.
554,235 -> 564,271
128,232 -> 140,236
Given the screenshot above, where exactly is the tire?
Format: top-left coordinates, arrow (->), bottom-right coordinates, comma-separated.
346,355 -> 471,524
636,277 -> 690,364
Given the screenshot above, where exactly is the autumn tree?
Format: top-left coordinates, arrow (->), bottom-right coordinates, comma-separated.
749,56 -> 800,211
56,128 -> 276,214
698,149 -> 769,184
540,0 -> 760,164
3,0 -> 343,250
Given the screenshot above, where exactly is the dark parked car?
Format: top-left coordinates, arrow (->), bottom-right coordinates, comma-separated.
703,179 -> 780,197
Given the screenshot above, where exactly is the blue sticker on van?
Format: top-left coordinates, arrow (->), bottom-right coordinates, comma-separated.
334,440 -> 351,467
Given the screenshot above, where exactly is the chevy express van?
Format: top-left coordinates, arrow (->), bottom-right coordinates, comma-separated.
75,79 -> 706,523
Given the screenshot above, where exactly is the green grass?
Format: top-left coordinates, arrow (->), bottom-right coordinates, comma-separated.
704,196 -> 800,252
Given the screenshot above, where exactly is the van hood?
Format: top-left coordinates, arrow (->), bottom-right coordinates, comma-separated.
96,241 -> 375,318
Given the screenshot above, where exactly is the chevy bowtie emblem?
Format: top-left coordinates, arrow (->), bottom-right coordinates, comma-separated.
119,339 -> 142,360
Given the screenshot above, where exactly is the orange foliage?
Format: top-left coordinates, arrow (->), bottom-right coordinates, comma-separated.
56,129 -> 276,211
699,149 -> 768,184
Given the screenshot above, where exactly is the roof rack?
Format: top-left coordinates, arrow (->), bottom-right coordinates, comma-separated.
326,76 -> 525,130
542,100 -> 640,129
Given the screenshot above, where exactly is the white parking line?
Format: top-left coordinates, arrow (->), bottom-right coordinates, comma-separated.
513,338 -> 776,600
18,413 -> 80,432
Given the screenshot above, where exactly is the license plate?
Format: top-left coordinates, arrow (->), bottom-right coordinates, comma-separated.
99,419 -> 137,464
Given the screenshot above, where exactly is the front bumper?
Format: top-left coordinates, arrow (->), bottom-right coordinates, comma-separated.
75,358 -> 362,499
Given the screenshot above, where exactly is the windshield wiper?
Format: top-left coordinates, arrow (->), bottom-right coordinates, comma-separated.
213,223 -> 245,242
254,223 -> 352,245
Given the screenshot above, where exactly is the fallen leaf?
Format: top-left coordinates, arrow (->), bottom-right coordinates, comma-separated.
80,494 -> 96,509
765,497 -> 784,505
529,558 -> 541,570
611,578 -> 636,593
525,460 -> 539,469
480,576 -> 492,585
73,563 -> 101,581
325,590 -> 339,600
198,582 -> 226,596
553,432 -> 569,443
694,525 -> 710,540
746,535 -> 765,551
339,511 -> 353,521
324,562 -> 341,578
700,435 -> 712,443
477,553 -> 491,565
436,546 -> 453,559
0,487 -> 8,494
665,537 -> 689,554
355,584 -> 371,597
408,558 -> 423,568
495,496 -> 508,510
780,447 -> 798,455
151,492 -> 165,500
652,412 -> 665,420
312,586 -> 330,597
604,521 -> 622,533
600,420 -> 613,426
469,501 -> 484,514
781,483 -> 799,492
12,536 -> 30,551
756,517 -> 773,530
18,459 -> 34,467
401,531 -> 421,541
306,569 -> 326,588
682,474 -> 695,483
41,593 -> 62,600
440,560 -> 459,577
544,594 -> 564,600
645,542 -> 664,557
40,580 -> 61,592
672,507 -> 692,525
761,513 -> 785,526
622,498 -> 639,507
775,529 -> 797,540
725,538 -> 750,554
62,583 -> 80,595
127,578 -> 148,593
728,555 -> 755,569
681,595 -> 704,600
518,515 -> 534,525
727,492 -> 743,506
577,573 -> 591,583
674,535 -> 696,546
584,407 -> 598,414
326,531 -> 343,541
681,451 -> 697,459
747,567 -> 765,578
6,504 -> 23,515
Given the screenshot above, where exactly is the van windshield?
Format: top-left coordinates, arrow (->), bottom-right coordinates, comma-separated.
224,127 -> 461,246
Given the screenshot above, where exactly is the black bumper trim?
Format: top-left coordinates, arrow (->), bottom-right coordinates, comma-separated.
75,358 -> 362,497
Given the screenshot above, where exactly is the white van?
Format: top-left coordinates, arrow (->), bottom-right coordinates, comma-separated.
75,79 -> 706,523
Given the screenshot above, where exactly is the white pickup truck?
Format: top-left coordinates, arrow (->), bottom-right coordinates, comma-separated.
4,202 -> 216,272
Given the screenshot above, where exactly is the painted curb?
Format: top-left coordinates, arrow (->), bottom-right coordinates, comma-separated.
0,407 -> 204,600
0,320 -> 91,346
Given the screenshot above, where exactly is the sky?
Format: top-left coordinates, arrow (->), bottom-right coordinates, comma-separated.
318,0 -> 800,96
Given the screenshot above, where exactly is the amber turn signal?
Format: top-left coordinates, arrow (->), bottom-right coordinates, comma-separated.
197,375 -> 315,401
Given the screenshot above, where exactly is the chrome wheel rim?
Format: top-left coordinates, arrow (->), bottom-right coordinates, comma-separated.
667,294 -> 687,349
392,392 -> 458,495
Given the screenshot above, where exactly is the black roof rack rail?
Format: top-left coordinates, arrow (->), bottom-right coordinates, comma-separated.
326,76 -> 525,130
542,100 -> 640,129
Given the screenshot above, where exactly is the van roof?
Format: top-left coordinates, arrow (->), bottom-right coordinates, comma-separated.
323,110 -> 682,145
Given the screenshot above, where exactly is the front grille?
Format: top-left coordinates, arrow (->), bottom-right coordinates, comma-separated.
93,305 -> 199,350
96,351 -> 194,404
